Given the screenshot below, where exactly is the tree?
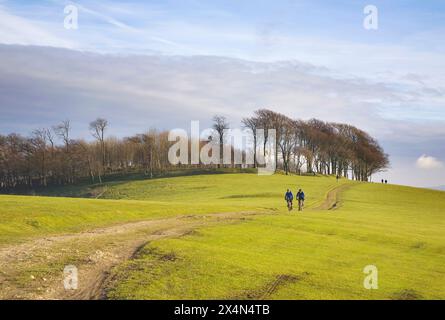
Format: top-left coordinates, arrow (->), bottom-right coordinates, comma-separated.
53,120 -> 73,183
212,115 -> 229,168
255,109 -> 273,158
89,118 -> 108,170
30,129 -> 48,186
241,116 -> 259,168
53,120 -> 71,151
276,115 -> 295,175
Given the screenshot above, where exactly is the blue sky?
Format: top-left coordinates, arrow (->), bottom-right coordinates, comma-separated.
3,0 -> 445,57
0,0 -> 444,187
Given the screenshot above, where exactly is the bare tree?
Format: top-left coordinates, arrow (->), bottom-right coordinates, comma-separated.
30,129 -> 48,186
89,118 -> 108,169
212,115 -> 229,167
53,120 -> 71,151
277,116 -> 296,175
241,116 -> 259,168
255,109 -> 272,158
53,120 -> 73,183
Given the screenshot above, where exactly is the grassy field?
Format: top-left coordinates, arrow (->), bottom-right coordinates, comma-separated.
105,181 -> 445,300
0,173 -> 338,245
0,172 -> 444,300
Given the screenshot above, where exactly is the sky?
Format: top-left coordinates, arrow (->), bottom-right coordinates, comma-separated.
0,0 -> 444,187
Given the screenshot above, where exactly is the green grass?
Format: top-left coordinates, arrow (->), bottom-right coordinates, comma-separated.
105,182 -> 445,300
0,173 -> 340,245
1,172 -> 444,299
8,168 -> 257,198
100,173 -> 339,206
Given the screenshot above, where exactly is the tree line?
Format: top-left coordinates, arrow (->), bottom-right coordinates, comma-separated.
241,109 -> 389,180
0,109 -> 388,191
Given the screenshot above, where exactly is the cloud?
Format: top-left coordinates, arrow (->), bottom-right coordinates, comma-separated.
0,44 -> 444,139
0,45 -> 401,132
73,2 -> 139,32
416,155 -> 443,169
0,5 -> 75,48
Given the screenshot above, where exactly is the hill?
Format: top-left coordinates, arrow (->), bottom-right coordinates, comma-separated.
0,173 -> 444,300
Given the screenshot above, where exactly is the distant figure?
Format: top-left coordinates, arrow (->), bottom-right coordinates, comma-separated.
381,179 -> 384,184
336,175 -> 340,182
296,189 -> 305,211
284,189 -> 294,211
385,180 -> 388,184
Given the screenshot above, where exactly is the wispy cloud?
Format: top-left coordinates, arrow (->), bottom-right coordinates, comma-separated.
74,2 -> 138,32
57,0 -> 181,47
0,5 -> 74,48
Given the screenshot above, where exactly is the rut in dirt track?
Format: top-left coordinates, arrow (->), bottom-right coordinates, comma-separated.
312,183 -> 352,211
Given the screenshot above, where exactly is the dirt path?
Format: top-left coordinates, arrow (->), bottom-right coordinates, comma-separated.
311,183 -> 352,211
0,211 -> 261,300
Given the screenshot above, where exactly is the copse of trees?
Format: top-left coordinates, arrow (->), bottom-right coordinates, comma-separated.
0,110 -> 388,191
0,120 -> 173,191
242,109 -> 389,180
